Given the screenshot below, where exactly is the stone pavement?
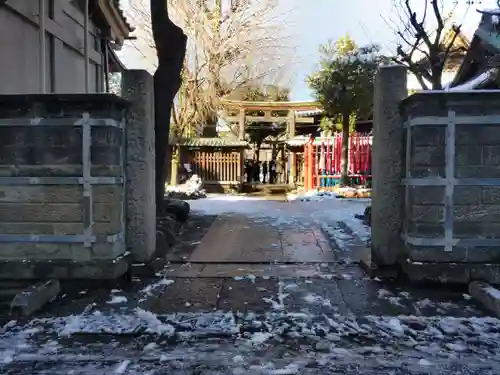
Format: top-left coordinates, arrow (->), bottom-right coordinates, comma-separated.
1,196 -> 500,374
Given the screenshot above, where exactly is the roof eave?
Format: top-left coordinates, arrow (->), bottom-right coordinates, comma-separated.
97,0 -> 134,48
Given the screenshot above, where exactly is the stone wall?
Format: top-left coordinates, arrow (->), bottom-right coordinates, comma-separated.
401,91 -> 500,283
0,94 -> 129,279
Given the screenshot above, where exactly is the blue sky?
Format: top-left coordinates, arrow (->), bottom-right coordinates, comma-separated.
287,0 -> 497,100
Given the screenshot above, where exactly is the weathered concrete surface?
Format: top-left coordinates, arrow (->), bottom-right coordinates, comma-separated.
1,196 -> 499,374
469,281 -> 500,318
0,95 -> 129,278
402,92 -> 500,264
188,213 -> 336,264
10,280 -> 60,318
399,92 -> 500,283
371,65 -> 407,267
122,70 -> 156,262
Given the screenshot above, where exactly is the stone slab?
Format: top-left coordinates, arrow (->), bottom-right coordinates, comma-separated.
147,278 -> 223,314
281,227 -> 335,263
197,263 -> 329,278
188,215 -> 250,262
161,263 -> 205,277
217,278 -> 278,313
337,278 -> 415,316
282,278 -> 349,315
10,280 -> 61,318
469,281 -> 500,318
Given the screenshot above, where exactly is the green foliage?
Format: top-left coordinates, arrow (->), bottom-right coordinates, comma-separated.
319,113 -> 357,134
307,35 -> 384,127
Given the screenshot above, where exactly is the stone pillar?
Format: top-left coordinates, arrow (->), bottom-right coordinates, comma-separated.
371,65 -> 407,267
122,70 -> 156,262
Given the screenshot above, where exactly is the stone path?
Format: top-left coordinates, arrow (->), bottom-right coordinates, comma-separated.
1,196 -> 500,374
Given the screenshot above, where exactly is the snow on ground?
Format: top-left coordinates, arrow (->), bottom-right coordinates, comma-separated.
189,194 -> 371,244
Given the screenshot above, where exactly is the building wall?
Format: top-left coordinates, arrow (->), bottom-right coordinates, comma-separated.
0,0 -> 105,94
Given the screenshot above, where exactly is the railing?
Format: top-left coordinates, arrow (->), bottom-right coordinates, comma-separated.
303,134 -> 372,190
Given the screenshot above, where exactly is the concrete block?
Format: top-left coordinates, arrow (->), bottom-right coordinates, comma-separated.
122,70 -> 156,263
407,245 -> 500,263
0,254 -> 131,279
0,202 -> 83,222
10,280 -> 61,318
0,185 -> 83,203
453,186 -> 482,206
469,281 -> 500,318
402,261 -> 470,284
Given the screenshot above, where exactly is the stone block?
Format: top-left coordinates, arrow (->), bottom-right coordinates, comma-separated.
453,186 -> 482,206
470,264 -> 500,285
482,187 -> 500,205
481,145 -> 500,165
456,165 -> 500,178
10,280 -> 61,318
0,185 -> 83,203
469,281 -> 500,317
407,245 -> 500,263
402,261 -> 470,284
122,70 -> 156,262
410,145 -> 445,167
410,125 -> 445,147
457,124 -> 500,146
454,205 -> 500,223
455,145 -> 482,166
408,205 -> 444,222
405,222 -> 443,238
0,243 -> 92,261
409,166 -> 445,178
408,186 -> 444,205
0,254 -> 130,279
0,202 -> 83,222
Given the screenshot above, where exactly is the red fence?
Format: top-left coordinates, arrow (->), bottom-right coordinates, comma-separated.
303,134 -> 372,190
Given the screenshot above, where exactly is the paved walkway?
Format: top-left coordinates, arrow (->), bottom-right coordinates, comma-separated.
1,196 -> 500,374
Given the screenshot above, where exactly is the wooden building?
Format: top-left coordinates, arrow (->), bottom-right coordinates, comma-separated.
0,0 -> 132,94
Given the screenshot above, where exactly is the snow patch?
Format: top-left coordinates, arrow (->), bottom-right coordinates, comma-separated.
107,295 -> 128,304
114,360 -> 131,374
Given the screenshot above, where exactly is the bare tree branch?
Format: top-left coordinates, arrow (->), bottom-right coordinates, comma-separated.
123,0 -> 295,137
388,0 -> 469,90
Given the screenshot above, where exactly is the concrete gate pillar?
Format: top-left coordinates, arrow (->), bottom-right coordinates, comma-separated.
122,70 -> 156,262
371,65 -> 407,267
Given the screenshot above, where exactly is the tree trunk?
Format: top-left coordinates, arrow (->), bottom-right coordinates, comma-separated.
150,0 -> 187,211
340,109 -> 350,186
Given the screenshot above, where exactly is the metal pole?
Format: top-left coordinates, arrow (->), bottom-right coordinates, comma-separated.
39,0 -> 46,93
84,0 -> 90,93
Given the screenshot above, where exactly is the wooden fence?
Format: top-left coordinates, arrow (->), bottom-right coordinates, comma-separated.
191,150 -> 242,186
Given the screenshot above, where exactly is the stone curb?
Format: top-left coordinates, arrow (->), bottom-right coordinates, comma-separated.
469,280 -> 500,318
10,279 -> 61,318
